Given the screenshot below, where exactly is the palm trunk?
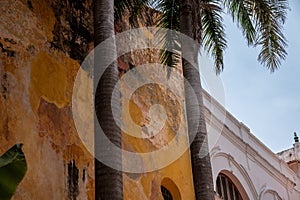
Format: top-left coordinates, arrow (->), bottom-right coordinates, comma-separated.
94,0 -> 123,199
179,1 -> 215,199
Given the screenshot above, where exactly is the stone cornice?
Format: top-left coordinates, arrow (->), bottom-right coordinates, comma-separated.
202,89 -> 299,190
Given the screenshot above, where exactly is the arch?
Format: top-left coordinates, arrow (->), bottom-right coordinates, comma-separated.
212,152 -> 258,200
161,185 -> 173,200
259,188 -> 283,200
161,178 -> 181,200
217,171 -> 249,200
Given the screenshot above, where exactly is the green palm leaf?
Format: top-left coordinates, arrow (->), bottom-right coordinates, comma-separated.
156,0 -> 181,69
224,0 -> 256,46
156,0 -> 288,73
249,0 -> 289,71
0,144 -> 27,200
201,0 -> 227,73
115,0 -> 153,27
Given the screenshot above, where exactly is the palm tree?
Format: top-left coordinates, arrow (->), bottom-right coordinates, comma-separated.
94,0 -> 123,199
93,0 -> 149,199
179,1 -> 215,199
156,0 -> 288,199
94,0 -> 288,199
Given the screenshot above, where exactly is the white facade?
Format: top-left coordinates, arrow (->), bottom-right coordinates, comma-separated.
203,90 -> 300,200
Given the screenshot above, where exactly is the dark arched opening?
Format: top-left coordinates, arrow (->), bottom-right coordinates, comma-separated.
216,173 -> 243,200
161,178 -> 181,200
161,185 -> 173,200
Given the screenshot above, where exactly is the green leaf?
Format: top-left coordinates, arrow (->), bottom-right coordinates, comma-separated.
0,144 -> 27,200
201,1 -> 227,74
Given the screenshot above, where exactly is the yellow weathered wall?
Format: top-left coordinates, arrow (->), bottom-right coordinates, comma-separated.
0,1 -> 195,199
0,0 -> 94,199
120,64 -> 195,200
117,13 -> 196,200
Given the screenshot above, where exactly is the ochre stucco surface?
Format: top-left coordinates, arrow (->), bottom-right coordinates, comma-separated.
0,0 -> 94,199
0,1 -> 195,199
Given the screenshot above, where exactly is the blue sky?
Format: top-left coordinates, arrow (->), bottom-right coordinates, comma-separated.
202,1 -> 300,153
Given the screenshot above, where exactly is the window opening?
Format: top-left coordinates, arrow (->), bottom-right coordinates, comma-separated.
216,174 -> 243,200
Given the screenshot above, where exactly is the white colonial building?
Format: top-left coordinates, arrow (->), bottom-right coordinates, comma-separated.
203,90 -> 300,200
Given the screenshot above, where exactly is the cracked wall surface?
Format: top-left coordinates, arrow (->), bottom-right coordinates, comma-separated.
0,0 -> 94,199
0,1 -> 195,199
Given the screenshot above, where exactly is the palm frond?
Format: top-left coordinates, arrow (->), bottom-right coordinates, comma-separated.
159,32 -> 181,69
224,0 -> 256,46
114,0 -> 153,27
156,0 -> 181,68
201,1 -> 227,74
251,0 -> 289,72
114,0 -> 131,21
128,0 -> 153,27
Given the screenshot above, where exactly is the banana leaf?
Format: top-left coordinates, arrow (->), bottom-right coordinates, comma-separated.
0,144 -> 27,200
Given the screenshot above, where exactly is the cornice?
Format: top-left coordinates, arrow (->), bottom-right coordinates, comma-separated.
203,90 -> 299,190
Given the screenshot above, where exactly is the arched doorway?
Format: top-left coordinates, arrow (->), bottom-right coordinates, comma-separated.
216,172 -> 248,200
161,185 -> 173,200
160,178 -> 181,200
